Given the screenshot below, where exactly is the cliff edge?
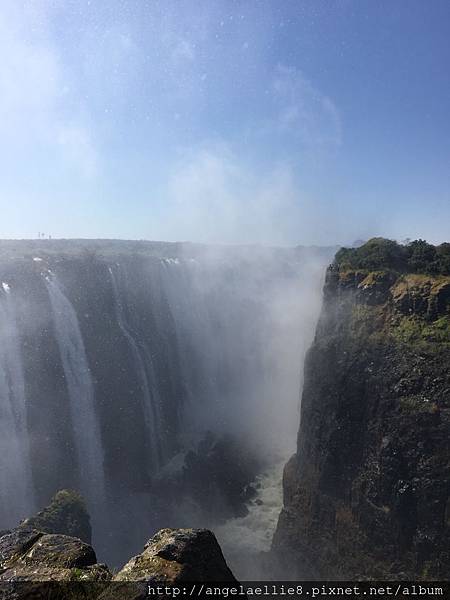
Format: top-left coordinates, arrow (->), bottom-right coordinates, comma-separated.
273,238 -> 450,579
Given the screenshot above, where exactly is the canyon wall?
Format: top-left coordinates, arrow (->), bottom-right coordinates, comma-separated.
274,239 -> 450,579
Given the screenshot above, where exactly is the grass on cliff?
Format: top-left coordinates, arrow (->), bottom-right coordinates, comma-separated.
391,315 -> 450,346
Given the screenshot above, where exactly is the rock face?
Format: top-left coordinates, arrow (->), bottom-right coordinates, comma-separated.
273,239 -> 450,580
19,489 -> 92,544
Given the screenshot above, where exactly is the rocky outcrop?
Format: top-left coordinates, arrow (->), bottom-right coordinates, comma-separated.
115,528 -> 236,582
0,498 -> 235,598
0,490 -> 106,598
99,529 -> 236,599
273,239 -> 450,580
0,527 -> 110,598
18,489 -> 92,543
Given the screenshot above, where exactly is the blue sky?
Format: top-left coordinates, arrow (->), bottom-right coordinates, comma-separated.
0,0 -> 449,245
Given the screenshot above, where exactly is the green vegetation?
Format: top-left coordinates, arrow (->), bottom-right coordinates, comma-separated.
391,315 -> 450,346
335,238 -> 450,275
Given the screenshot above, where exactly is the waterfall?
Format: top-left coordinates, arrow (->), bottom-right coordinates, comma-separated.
45,274 -> 106,510
0,283 -> 35,528
108,266 -> 163,472
158,258 -> 229,428
0,243 -> 330,567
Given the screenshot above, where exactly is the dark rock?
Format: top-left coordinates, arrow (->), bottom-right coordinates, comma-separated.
19,489 -> 92,544
98,528 -> 236,600
19,534 -> 97,569
0,510 -> 110,598
115,528 -> 236,583
0,522 -> 235,600
0,528 -> 43,570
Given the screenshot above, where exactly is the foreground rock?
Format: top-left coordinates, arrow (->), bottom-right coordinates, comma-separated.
0,490 -> 108,598
0,499 -> 235,599
116,528 -> 236,582
99,528 -> 236,600
273,238 -> 450,579
0,528 -> 110,598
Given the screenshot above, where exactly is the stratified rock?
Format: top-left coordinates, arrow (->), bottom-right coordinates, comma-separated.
19,489 -> 92,543
273,238 -> 450,580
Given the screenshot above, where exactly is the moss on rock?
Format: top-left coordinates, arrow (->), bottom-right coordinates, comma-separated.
19,490 -> 92,544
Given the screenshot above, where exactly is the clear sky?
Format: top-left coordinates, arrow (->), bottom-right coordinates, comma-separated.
0,0 -> 449,245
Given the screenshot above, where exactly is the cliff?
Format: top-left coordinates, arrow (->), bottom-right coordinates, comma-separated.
273,238 -> 450,579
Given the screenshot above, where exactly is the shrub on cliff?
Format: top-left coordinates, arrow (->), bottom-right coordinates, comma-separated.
335,238 -> 407,271
335,238 -> 450,275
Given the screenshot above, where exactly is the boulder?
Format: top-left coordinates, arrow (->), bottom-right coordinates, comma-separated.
99,529 -> 236,600
115,528 -> 236,583
0,530 -> 110,599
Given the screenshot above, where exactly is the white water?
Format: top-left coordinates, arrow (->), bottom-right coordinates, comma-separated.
0,285 -> 35,528
108,266 -> 163,471
46,275 -> 106,510
215,459 -> 286,579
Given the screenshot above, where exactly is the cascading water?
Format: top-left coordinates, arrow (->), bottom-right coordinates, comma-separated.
0,242 -> 331,567
214,460 -> 286,578
108,265 -> 163,471
45,274 -> 106,515
158,259 -> 221,424
0,283 -> 34,528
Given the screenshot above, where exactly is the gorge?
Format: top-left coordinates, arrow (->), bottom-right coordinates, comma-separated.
0,239 -> 330,574
1,237 -> 449,583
